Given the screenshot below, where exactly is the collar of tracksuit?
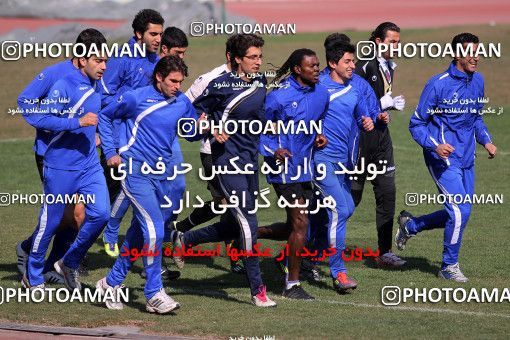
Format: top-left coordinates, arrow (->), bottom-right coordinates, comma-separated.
75,67 -> 97,89
289,74 -> 315,93
149,84 -> 180,103
320,72 -> 351,89
447,61 -> 474,82
127,36 -> 159,62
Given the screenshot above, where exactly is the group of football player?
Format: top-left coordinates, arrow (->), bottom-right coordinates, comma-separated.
15,8 -> 496,314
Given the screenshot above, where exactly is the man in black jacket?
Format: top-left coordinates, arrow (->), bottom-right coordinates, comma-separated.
352,22 -> 406,267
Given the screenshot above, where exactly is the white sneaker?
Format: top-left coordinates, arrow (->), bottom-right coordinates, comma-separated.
251,285 -> 277,308
438,263 -> 469,282
54,259 -> 81,290
43,270 -> 64,284
96,277 -> 124,310
375,251 -> 407,267
16,242 -> 28,275
146,288 -> 180,314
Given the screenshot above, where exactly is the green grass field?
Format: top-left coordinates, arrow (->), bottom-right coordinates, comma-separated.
0,25 -> 509,339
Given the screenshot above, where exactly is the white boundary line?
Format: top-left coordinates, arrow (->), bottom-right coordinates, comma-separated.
167,287 -> 510,319
0,138 -> 32,143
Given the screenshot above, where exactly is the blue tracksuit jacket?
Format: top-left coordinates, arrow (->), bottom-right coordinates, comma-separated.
18,59 -> 80,156
409,61 -> 492,169
100,37 -> 159,147
259,75 -> 329,183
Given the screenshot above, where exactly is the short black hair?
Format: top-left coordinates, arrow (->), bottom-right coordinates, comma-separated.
230,34 -> 264,70
132,9 -> 164,36
324,33 -> 351,49
326,41 -> 355,66
161,27 -> 188,49
451,32 -> 480,62
225,34 -> 240,60
369,22 -> 400,42
452,32 -> 479,50
74,28 -> 107,58
152,55 -> 188,86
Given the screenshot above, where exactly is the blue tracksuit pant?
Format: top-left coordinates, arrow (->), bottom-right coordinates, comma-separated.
106,173 -> 167,300
23,225 -> 78,274
21,155 -> 79,274
313,157 -> 355,278
103,146 -> 186,245
183,172 -> 263,296
405,164 -> 474,268
27,164 -> 109,286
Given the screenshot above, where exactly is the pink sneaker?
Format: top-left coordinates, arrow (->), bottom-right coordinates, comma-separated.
251,285 -> 277,307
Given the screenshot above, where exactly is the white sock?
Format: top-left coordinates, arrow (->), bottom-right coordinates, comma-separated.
286,280 -> 300,290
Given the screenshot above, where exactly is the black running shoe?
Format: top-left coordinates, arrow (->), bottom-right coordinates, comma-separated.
282,284 -> 315,300
141,259 -> 181,280
300,258 -> 322,282
230,260 -> 246,274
